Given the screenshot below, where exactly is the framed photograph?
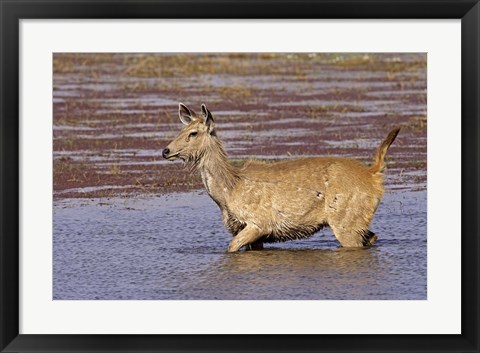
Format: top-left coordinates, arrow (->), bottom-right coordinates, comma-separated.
1,1 -> 478,352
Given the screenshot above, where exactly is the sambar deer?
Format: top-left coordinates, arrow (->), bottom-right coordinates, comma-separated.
163,103 -> 400,252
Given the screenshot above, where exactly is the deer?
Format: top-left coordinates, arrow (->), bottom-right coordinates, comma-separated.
163,103 -> 400,252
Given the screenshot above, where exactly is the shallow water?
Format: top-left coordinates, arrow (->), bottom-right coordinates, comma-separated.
53,189 -> 426,300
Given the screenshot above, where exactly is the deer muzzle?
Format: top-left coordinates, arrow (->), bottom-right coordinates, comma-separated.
162,148 -> 170,159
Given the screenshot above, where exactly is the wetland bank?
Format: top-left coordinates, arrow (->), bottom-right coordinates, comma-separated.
53,53 -> 427,300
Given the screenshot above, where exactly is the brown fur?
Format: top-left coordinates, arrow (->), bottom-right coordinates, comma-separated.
163,103 -> 400,252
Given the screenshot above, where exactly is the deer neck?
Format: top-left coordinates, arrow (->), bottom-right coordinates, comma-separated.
198,138 -> 239,205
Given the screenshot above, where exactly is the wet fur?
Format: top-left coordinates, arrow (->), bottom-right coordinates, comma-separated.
164,103 -> 400,251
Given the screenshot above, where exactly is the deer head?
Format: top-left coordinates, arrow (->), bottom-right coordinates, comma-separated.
162,103 -> 215,165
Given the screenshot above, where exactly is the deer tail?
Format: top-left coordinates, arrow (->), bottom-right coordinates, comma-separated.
369,127 -> 400,174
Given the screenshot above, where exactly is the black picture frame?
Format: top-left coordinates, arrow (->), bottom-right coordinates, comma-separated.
1,1 -> 478,352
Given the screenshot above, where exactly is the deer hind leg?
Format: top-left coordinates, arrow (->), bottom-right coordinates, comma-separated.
332,227 -> 377,248
330,225 -> 363,247
227,224 -> 262,253
363,230 -> 378,246
327,193 -> 379,247
330,224 -> 378,247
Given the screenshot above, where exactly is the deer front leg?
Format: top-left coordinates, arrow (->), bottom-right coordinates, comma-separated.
227,224 -> 262,253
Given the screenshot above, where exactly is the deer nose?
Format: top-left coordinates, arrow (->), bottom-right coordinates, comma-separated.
162,148 -> 170,158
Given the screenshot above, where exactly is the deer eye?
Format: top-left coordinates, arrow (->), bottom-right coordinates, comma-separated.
189,131 -> 198,138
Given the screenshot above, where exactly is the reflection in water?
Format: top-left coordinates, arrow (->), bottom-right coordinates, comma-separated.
182,247 -> 389,300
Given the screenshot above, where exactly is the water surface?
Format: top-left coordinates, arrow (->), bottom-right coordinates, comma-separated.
53,190 -> 426,300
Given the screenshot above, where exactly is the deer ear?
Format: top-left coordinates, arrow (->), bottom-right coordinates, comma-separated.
201,104 -> 215,131
179,103 -> 194,125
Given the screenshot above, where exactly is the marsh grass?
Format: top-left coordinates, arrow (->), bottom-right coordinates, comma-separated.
306,104 -> 366,119
407,116 -> 427,132
52,52 -> 427,198
54,53 -> 426,79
